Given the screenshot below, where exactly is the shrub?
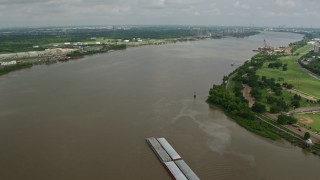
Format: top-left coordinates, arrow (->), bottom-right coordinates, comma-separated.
251,103 -> 266,113
277,115 -> 298,125
287,84 -> 294,89
270,106 -> 281,113
304,132 -> 311,140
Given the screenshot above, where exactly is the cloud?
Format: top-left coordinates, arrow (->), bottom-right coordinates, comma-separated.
0,0 -> 48,5
233,1 -> 250,9
0,0 -> 318,28
142,0 -> 167,9
274,0 -> 296,8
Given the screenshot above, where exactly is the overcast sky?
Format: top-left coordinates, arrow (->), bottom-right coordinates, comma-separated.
0,0 -> 319,28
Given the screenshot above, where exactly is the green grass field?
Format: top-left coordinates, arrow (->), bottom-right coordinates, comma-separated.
256,45 -> 320,98
226,72 -> 237,94
295,113 -> 320,132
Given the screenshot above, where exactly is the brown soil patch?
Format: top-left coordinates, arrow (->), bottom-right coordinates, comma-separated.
242,84 -> 255,107
298,116 -> 314,124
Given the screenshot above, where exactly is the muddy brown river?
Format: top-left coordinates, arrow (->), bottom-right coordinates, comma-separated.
0,32 -> 319,180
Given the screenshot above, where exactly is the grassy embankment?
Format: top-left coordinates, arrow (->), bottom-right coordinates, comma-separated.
230,113 -> 282,140
209,96 -> 282,140
0,63 -> 33,75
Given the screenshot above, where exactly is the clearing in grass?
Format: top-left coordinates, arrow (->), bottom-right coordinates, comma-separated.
295,112 -> 320,132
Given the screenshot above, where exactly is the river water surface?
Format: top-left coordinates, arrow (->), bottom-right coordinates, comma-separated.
1,32 -> 319,180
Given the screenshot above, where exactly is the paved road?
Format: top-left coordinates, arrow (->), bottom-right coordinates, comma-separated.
256,114 -> 304,141
258,114 -> 320,144
293,106 -> 320,113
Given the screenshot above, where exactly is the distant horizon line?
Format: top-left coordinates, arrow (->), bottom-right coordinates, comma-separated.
1,24 -> 320,30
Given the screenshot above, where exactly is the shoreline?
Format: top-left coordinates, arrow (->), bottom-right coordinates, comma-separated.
0,33 -> 260,77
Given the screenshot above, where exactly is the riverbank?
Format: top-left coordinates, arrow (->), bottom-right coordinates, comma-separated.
0,32 -> 260,77
207,39 -> 320,155
0,62 -> 33,76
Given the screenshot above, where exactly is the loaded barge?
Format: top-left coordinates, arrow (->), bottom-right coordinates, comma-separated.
146,137 -> 200,180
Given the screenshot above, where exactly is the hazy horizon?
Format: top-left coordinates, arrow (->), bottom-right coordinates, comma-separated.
0,0 -> 319,28
1,24 -> 319,30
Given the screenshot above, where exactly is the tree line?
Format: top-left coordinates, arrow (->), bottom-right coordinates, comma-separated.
299,50 -> 320,75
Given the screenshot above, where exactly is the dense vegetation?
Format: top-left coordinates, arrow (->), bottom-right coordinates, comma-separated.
299,51 -> 320,75
290,41 -> 307,53
289,33 -> 316,53
277,115 -> 298,125
208,85 -> 254,120
304,132 -> 311,140
207,84 -> 280,140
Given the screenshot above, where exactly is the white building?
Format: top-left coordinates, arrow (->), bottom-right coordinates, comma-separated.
308,41 -> 316,45
0,61 -> 17,66
305,138 -> 313,146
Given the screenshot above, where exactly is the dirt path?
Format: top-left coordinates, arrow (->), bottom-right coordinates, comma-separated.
242,84 -> 255,107
286,89 -> 319,102
293,106 -> 320,113
285,124 -> 320,143
259,114 -> 320,144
